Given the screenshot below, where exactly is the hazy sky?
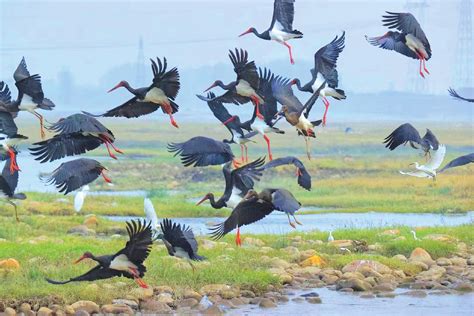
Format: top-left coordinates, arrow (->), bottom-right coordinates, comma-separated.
0,0 -> 470,94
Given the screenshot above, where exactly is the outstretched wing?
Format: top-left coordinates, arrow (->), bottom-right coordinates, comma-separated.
198,92 -> 233,123
14,57 -> 45,103
94,98 -> 160,118
45,265 -> 122,285
383,123 -> 422,150
271,0 -> 296,32
448,88 -> 474,103
264,156 -> 311,190
382,11 -> 431,58
422,129 -> 439,150
313,32 -> 345,81
150,57 -> 180,100
232,157 -> 265,194
160,218 -> 198,258
425,145 -> 446,171
439,153 -> 474,173
365,33 -> 418,59
229,48 -> 259,90
271,188 -> 301,213
0,111 -> 18,136
47,113 -> 111,135
116,220 -> 153,266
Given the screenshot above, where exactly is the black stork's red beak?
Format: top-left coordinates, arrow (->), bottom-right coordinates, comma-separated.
107,82 -> 124,93
222,116 -> 237,126
203,83 -> 217,93
196,194 -> 209,206
239,28 -> 253,37
73,254 -> 87,264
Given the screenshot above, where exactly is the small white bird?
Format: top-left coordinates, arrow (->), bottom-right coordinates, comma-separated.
410,230 -> 419,241
328,231 -> 334,242
144,197 -> 158,231
399,145 -> 446,181
74,185 -> 90,213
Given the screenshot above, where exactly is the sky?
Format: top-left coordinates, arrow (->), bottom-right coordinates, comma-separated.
1,0 -> 471,96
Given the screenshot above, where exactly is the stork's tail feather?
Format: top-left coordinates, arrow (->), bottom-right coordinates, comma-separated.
333,89 -> 346,100
168,100 -> 179,114
271,127 -> 285,134
45,278 -> 71,285
192,254 -> 207,261
39,98 -> 55,110
292,30 -> 303,37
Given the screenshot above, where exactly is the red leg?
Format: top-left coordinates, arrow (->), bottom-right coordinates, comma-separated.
169,114 -> 179,128
415,51 -> 425,78
103,141 -> 117,160
33,111 -> 46,139
232,160 -> 241,169
236,227 -> 242,247
251,96 -> 264,120
129,268 -> 148,289
283,42 -> 295,65
263,134 -> 273,161
322,97 -> 330,127
101,170 -> 112,183
422,58 -> 430,74
101,135 -> 124,154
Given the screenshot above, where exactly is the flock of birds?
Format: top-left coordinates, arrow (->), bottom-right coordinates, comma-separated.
0,0 -> 472,288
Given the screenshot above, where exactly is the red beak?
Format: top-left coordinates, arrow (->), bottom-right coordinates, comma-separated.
107,82 -> 122,93
239,28 -> 253,37
290,79 -> 297,85
222,116 -> 237,126
74,255 -> 87,264
203,83 -> 216,93
196,195 -> 209,206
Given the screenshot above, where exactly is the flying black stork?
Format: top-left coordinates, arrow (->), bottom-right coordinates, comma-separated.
0,111 -> 28,174
239,0 -> 303,64
41,158 -> 112,194
448,88 -> 474,103
203,49 -> 265,120
439,153 -> 474,173
292,32 -> 346,126
89,57 -> 180,128
272,75 -> 325,159
29,113 -> 122,163
197,92 -> 257,163
263,156 -> 311,190
366,12 -> 431,78
0,58 -> 55,138
167,136 -> 239,168
383,123 -> 439,158
0,156 -> 27,222
46,220 -> 153,288
210,187 -> 302,246
158,218 -> 206,271
196,157 -> 265,210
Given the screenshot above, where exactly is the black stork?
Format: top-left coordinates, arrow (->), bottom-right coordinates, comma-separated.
196,157 -> 265,210
439,153 -> 474,173
272,75 -> 325,159
291,32 -> 346,126
0,111 -> 28,174
0,156 -> 27,222
167,136 -> 239,168
448,88 -> 474,103
383,123 -> 439,157
46,220 -> 153,288
197,92 -> 257,163
0,58 -> 55,138
239,0 -> 303,64
203,49 -> 265,120
210,187 -> 302,245
41,158 -> 111,195
366,12 -> 431,78
263,156 -> 311,190
158,218 -> 206,270
90,57 -> 180,128
29,113 -> 122,163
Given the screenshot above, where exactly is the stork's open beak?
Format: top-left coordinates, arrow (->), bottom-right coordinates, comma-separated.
203,83 -> 217,93
196,195 -> 209,206
239,28 -> 253,37
73,255 -> 87,264
107,82 -> 122,93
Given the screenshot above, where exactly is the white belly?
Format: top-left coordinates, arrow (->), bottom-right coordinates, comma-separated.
110,254 -> 138,272
405,34 -> 427,58
312,72 -> 327,94
235,80 -> 257,98
174,247 -> 191,260
227,188 -> 243,209
144,87 -> 168,104
251,118 -> 271,135
18,94 -> 37,111
295,115 -> 313,131
270,22 -> 296,41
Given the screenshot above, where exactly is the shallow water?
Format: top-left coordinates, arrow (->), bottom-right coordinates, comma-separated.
228,288 -> 474,316
106,211 -> 474,235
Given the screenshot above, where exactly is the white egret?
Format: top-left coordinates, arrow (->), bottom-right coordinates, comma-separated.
144,197 -> 159,231
410,230 -> 419,241
328,231 -> 334,242
74,185 -> 90,213
399,145 -> 446,180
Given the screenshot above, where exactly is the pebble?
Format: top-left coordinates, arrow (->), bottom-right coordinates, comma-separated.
202,305 -> 224,315
259,298 -> 277,308
3,307 -> 16,316
454,282 -> 473,292
306,297 -> 322,304
100,304 -> 133,315
70,301 -> 99,314
403,290 -> 428,298
37,307 -> 53,316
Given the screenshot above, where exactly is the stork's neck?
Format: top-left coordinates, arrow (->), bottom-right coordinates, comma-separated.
216,81 -> 236,91
122,81 -> 140,95
208,194 -> 226,209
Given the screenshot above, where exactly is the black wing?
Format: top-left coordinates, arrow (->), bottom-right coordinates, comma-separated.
116,220 -> 153,266
229,48 -> 259,90
0,112 -> 18,137
382,11 -> 431,59
150,57 -> 180,100
383,123 -> 423,150
167,136 -> 234,167
422,129 -> 439,150
29,133 -> 103,163
448,88 -> 474,103
439,153 -> 474,173
313,31 -> 345,83
232,157 -> 265,195
199,92 -> 233,123
272,75 -> 303,114
0,82 -> 14,111
0,157 -> 19,195
271,188 -> 301,213
199,90 -> 251,106
14,57 -> 45,104
264,156 -> 311,190
209,197 -> 274,240
48,113 -> 111,135
41,158 -> 104,194
258,67 -> 279,125
45,265 -> 122,285
160,218 -> 201,260
365,32 -> 418,59
94,97 -> 160,118
271,0 -> 296,32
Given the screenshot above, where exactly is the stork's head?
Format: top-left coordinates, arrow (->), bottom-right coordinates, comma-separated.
196,193 -> 214,206
107,80 -> 128,93
74,251 -> 94,264
239,27 -> 256,37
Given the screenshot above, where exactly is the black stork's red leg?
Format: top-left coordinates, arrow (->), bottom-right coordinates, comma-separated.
281,42 -> 295,65
129,267 -> 148,289
250,96 -> 264,120
32,111 -> 46,139
101,135 -> 124,154
101,170 -> 112,183
322,97 -> 330,126
263,135 -> 273,161
162,103 -> 179,128
236,226 -> 242,246
414,51 -> 425,79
